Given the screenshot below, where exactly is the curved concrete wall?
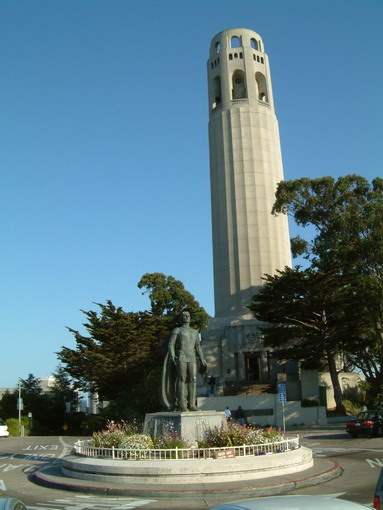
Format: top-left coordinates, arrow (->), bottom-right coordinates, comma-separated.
62,447 -> 313,484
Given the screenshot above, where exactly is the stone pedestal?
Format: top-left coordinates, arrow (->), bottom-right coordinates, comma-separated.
144,410 -> 227,446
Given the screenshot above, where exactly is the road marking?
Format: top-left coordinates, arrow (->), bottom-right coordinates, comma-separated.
366,458 -> 383,468
26,496 -> 156,510
0,479 -> 6,491
0,463 -> 27,472
57,437 -> 75,459
22,445 -> 58,451
309,447 -> 380,457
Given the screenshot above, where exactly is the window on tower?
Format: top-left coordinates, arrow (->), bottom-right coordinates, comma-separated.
231,36 -> 241,48
215,42 -> 221,53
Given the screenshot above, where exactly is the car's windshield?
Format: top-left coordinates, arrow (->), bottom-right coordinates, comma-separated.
357,411 -> 382,420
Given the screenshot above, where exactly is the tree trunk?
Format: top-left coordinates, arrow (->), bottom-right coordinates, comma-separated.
326,350 -> 346,414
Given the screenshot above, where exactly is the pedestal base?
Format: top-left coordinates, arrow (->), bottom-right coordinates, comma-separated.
144,410 -> 227,446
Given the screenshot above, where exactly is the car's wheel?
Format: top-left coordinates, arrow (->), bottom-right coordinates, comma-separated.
375,426 -> 383,437
349,432 -> 358,438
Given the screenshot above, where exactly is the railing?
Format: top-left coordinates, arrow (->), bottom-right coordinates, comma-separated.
231,99 -> 249,105
72,436 -> 300,461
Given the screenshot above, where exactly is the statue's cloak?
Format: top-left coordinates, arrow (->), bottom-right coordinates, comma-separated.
160,349 -> 177,411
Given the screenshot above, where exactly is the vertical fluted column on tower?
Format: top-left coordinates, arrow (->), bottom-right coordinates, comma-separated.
207,28 -> 291,325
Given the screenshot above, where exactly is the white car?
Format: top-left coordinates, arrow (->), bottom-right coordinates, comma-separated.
0,498 -> 27,510
0,420 -> 9,438
209,495 -> 370,509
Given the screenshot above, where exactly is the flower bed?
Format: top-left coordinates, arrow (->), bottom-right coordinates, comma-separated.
72,420 -> 299,461
73,436 -> 299,460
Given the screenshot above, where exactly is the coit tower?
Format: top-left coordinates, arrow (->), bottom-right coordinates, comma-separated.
207,28 -> 291,326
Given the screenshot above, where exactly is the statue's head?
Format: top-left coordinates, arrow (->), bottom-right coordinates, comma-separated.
180,310 -> 190,325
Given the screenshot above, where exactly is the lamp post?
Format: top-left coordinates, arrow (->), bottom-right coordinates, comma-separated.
17,380 -> 23,437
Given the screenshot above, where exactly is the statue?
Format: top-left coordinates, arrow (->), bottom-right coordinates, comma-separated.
160,311 -> 207,412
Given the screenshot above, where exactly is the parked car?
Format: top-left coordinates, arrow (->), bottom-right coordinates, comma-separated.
346,410 -> 383,438
209,495 -> 370,509
0,420 -> 9,438
373,465 -> 383,509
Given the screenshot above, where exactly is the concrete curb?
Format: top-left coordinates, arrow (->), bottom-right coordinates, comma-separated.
33,458 -> 342,498
60,448 -> 313,484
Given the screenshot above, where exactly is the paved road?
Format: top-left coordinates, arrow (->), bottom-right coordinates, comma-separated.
297,426 -> 383,507
0,427 -> 381,509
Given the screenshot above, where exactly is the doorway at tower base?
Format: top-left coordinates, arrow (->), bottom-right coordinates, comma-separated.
200,322 -> 300,396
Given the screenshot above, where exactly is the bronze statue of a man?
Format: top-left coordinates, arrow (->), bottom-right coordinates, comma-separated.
161,311 -> 207,412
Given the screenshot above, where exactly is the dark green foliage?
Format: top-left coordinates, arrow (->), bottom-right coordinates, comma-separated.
0,371 -> 87,435
59,305 -> 166,402
251,175 -> 383,412
137,272 -> 209,330
249,267 -> 365,412
0,390 -> 18,419
272,175 -> 383,275
250,267 -> 365,362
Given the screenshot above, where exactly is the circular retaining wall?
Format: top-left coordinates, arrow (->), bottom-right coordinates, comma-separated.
62,447 -> 313,484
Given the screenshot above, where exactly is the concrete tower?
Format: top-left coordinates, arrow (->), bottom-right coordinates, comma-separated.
207,28 -> 291,326
202,28 -> 294,388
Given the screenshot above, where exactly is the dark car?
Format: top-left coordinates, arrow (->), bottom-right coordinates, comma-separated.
346,410 -> 383,438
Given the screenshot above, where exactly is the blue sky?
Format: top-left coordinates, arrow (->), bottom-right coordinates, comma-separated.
1,0 -> 382,388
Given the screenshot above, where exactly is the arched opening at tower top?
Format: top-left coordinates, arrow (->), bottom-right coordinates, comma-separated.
250,38 -> 258,50
211,75 -> 222,110
232,71 -> 247,100
255,72 -> 268,102
231,36 -> 241,48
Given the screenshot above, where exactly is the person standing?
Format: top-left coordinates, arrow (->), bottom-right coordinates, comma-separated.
235,405 -> 245,426
224,406 -> 232,422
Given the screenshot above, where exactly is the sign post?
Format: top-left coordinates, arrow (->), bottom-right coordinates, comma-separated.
278,383 -> 287,431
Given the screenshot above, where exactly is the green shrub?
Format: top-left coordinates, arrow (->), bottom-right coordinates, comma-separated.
342,399 -> 362,416
6,417 -> 32,437
118,434 -> 153,449
198,422 -> 284,448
